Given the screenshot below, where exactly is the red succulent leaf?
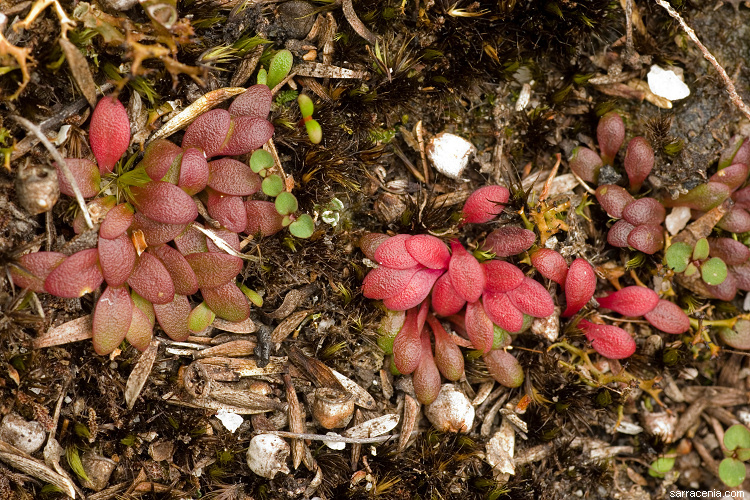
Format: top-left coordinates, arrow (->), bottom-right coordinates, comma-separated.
382,268 -> 443,311
482,291 -> 524,333
569,146 -> 603,184
462,185 -> 510,224
562,258 -> 596,317
622,197 -> 665,225
464,300 -> 494,353
140,139 -> 182,181
206,189 -> 248,233
177,148 -> 209,195
644,299 -> 690,334
44,249 -> 103,298
216,116 -> 274,156
428,315 -> 464,381
57,158 -> 100,198
405,234 -> 450,269
734,262 -> 750,291
182,109 -> 231,158
10,252 -> 66,293
131,290 -> 155,326
719,136 -> 750,169
662,181 -> 731,211
596,286 -> 659,317
125,303 -> 153,351
229,84 -> 273,118
185,252 -> 243,289
412,328 -> 441,405
205,228 -> 241,253
208,158 -> 262,196
131,181 -> 198,225
734,186 -> 750,210
709,237 -> 750,266
92,286 -> 133,355
99,203 -> 134,240
482,226 -> 536,257
127,252 -> 175,305
244,200 -> 284,237
607,219 -> 635,247
431,272 -> 466,316
362,265 -> 419,300
578,319 -> 636,359
416,298 -> 430,334
149,244 -> 199,296
597,111 -> 625,165
448,241 -> 485,302
153,293 -> 191,341
482,260 -> 524,292
173,225 -> 209,255
705,271 -> 738,301
374,234 -> 418,269
627,223 -> 664,254
594,184 -> 634,219
717,207 -> 750,233
359,233 -> 390,261
507,277 -> 554,318
530,248 -> 568,286
710,163 -> 749,191
90,96 -> 130,174
393,308 -> 422,374
201,281 -> 250,322
483,349 -> 523,388
623,136 -> 654,192
130,213 -> 187,246
98,233 -> 136,287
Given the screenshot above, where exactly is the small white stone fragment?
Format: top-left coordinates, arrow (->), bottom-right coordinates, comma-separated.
215,409 -> 243,433
0,414 -> 46,454
424,384 -> 474,433
744,292 -> 750,312
647,65 -> 690,101
246,434 -> 290,479
426,132 -> 476,180
323,432 -> 346,450
665,206 -> 692,235
615,420 -> 644,435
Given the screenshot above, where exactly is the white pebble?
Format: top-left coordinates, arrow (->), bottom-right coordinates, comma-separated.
665,206 -> 692,235
426,132 -> 476,180
215,409 -> 243,433
647,65 -> 690,101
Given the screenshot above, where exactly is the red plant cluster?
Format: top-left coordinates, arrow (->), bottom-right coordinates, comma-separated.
596,186 -> 665,254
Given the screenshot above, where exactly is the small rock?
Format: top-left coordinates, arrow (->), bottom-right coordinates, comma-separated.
0,413 -> 46,454
647,65 -> 690,101
246,434 -> 290,479
274,1 -> 316,39
80,451 -> 116,491
665,206 -> 692,235
426,132 -> 476,179
424,384 -> 474,433
148,440 -> 175,462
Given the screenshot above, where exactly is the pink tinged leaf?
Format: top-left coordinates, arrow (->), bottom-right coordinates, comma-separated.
149,245 -> 199,295
173,225 -> 208,255
597,111 -> 625,165
206,189 -> 247,233
217,117 -> 274,156
201,281 -> 250,322
208,158 -> 262,196
483,260 -> 525,292
359,233 -> 390,261
11,252 -> 66,293
140,139 -> 182,181
44,249 -> 103,298
594,184 -> 634,219
205,228 -> 241,253
92,286 -> 133,355
98,233 -> 136,287
710,238 -> 750,266
131,181 -> 198,225
569,146 -> 602,183
734,262 -> 750,291
562,258 -> 596,317
448,241 -> 485,302
374,234 -> 418,269
507,277 -> 554,318
482,226 -> 536,257
734,186 -> 750,210
125,303 -> 153,351
644,299 -> 690,334
428,315 -> 464,381
177,148 -> 209,195
132,290 -> 155,326
483,349 -> 524,388
412,329 -> 441,405
153,293 -> 191,341
57,158 -> 100,198
464,300 -> 494,353
596,286 -> 659,317
627,224 -> 664,254
229,84 -> 273,118
382,268 -> 443,311
417,298 -> 430,334
662,182 -> 731,211
405,234 -> 451,269
719,136 -> 750,169
127,252 -> 175,305
182,109 -> 231,158
462,185 -> 510,224
131,213 -> 187,246
710,163 -> 749,191
99,203 -> 134,240
244,200 -> 284,236
362,265 -> 419,300
717,207 -> 750,233
623,136 -> 654,191
393,308 -> 422,374
607,219 -> 635,247
530,249 -> 568,286
90,96 -> 130,174
578,319 -> 636,360
622,197 -> 665,225
430,272 -> 466,316
482,292 -> 524,333
705,271 -> 738,301
185,252 -> 243,289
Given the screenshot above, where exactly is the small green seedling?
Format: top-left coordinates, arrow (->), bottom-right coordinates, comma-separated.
665,238 -> 727,286
648,453 -> 676,479
298,94 -> 322,144
266,49 -> 293,89
720,424 -> 750,487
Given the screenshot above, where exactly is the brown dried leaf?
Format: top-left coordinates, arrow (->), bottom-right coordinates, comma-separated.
125,340 -> 160,410
0,440 -> 76,498
398,394 -> 418,452
265,285 -> 317,320
59,38 -> 97,109
194,340 -> 256,359
199,356 -> 287,377
331,369 -> 376,410
271,309 -> 314,343
343,414 -> 399,439
34,315 -> 93,349
213,316 -> 256,333
283,373 -> 305,470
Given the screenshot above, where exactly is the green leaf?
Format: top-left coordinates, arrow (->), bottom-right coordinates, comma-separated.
187,301 -> 215,333
305,119 -> 322,144
738,447 -> 750,462
692,237 -> 710,261
256,67 -> 267,86
725,424 -> 750,451
492,325 -> 511,349
66,446 -> 90,483
266,49 -> 293,89
377,309 -> 405,354
262,174 -> 284,197
665,242 -> 692,272
684,262 -> 698,277
648,456 -> 675,478
250,149 -> 274,175
275,191 -> 298,216
701,257 -> 727,286
298,94 -> 314,118
239,283 -> 263,307
719,457 -> 746,487
289,214 -> 314,238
